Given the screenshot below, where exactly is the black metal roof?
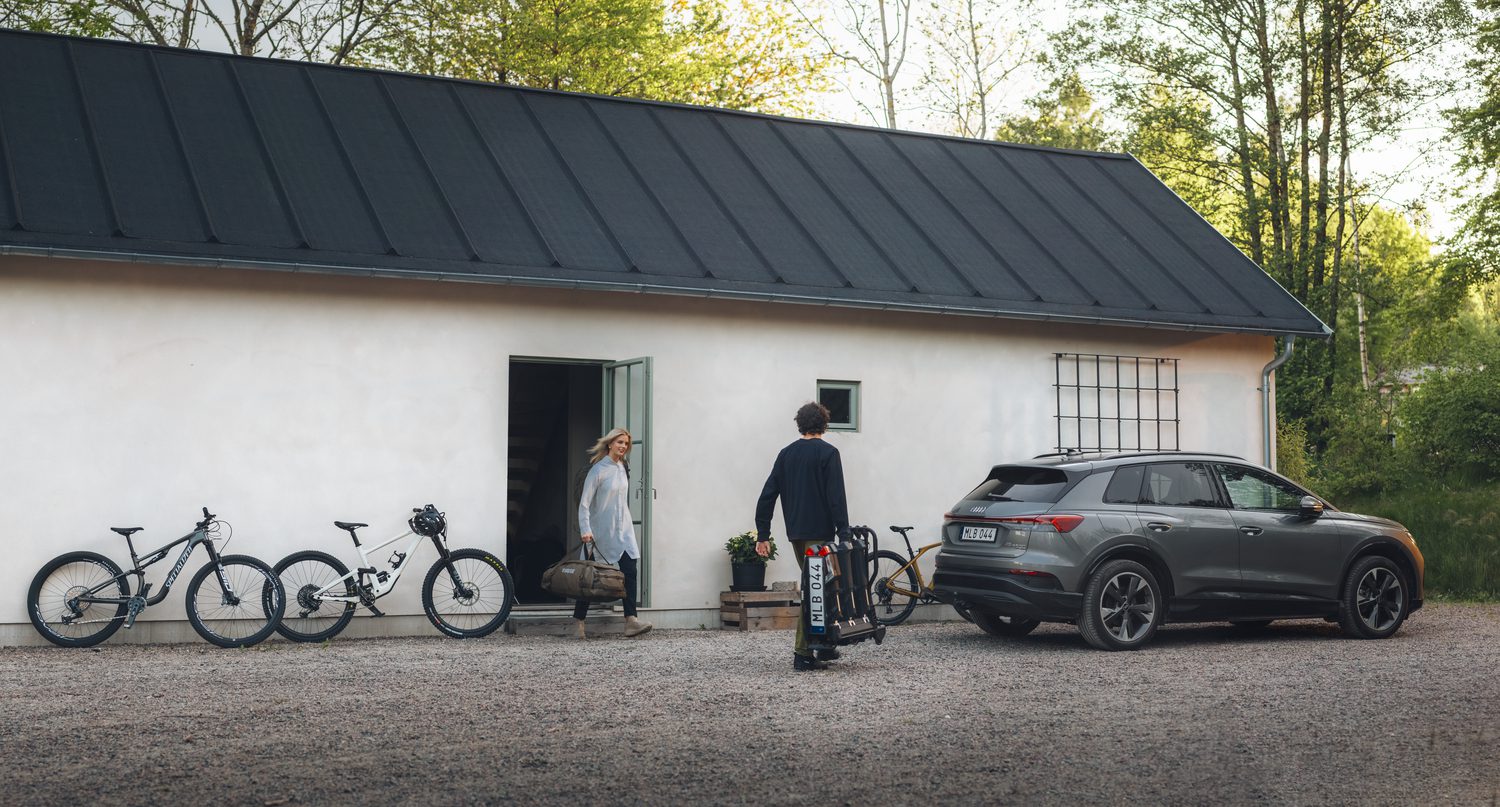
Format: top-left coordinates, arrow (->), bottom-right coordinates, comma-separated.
0,29 -> 1328,336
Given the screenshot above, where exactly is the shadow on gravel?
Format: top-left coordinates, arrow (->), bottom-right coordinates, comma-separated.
926,617 -> 1402,653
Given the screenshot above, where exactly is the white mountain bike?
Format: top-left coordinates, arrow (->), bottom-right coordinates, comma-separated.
272,504 -> 514,641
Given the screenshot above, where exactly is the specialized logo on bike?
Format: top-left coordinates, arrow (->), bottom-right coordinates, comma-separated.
807,555 -> 825,634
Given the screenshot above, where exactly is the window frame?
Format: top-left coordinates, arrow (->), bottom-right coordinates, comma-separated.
816,379 -> 860,432
1212,463 -> 1312,513
1139,461 -> 1228,509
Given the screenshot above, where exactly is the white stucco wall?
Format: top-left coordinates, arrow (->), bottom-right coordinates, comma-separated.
0,257 -> 1276,643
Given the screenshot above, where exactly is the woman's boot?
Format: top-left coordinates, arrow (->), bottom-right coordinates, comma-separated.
623,616 -> 653,637
575,619 -> 587,640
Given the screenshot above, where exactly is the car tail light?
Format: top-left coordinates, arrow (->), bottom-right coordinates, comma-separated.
996,514 -> 1085,534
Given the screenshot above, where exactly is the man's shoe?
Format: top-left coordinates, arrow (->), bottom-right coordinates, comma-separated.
815,648 -> 841,661
793,653 -> 829,671
624,616 -> 653,637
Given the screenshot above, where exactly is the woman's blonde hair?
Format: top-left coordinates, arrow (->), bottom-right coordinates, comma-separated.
587,427 -> 632,464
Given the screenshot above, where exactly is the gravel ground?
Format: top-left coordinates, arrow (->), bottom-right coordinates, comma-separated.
1,604 -> 1497,807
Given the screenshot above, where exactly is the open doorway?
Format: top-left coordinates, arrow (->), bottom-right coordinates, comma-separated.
506,360 -> 602,605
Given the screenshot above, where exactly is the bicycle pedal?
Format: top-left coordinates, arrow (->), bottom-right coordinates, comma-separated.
123,596 -> 147,629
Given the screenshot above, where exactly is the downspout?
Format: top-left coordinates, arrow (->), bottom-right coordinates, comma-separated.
1261,335 -> 1296,468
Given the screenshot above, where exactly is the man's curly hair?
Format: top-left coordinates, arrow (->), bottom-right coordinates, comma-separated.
795,401 -> 831,435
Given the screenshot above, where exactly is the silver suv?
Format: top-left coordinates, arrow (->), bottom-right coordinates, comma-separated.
930,451 -> 1424,651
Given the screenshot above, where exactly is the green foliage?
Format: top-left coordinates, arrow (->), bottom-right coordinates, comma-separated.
724,530 -> 776,564
1339,484 -> 1500,601
993,72 -> 1114,151
1399,349 -> 1500,482
349,0 -> 829,114
1275,416 -> 1315,490
0,0 -> 114,36
1312,387 -> 1404,498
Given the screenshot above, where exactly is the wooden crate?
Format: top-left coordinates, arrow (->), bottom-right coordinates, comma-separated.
720,590 -> 801,631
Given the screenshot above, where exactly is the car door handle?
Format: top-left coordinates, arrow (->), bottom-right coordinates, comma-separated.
1146,522 -> 1172,532
1239,526 -> 1263,536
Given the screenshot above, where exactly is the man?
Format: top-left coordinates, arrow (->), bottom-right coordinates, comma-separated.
754,401 -> 850,671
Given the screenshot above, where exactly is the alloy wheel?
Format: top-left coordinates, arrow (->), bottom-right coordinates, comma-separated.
1099,571 -> 1157,643
1356,567 -> 1403,632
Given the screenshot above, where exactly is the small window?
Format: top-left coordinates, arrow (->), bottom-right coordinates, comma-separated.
1142,462 -> 1221,508
1103,465 -> 1147,504
817,380 -> 860,431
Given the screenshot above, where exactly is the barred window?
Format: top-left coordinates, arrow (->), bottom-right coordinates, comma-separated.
1054,353 -> 1179,452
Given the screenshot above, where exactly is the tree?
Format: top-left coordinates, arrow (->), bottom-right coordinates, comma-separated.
791,0 -> 915,127
1450,0 -> 1500,285
0,0 -> 114,36
992,71 -> 1113,150
918,0 -> 1039,139
351,0 -> 829,114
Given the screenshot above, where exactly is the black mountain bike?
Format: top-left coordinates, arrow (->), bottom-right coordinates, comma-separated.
27,508 -> 285,648
273,504 -> 514,641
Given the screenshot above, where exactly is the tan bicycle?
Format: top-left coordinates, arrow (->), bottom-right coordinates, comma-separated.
866,525 -> 973,626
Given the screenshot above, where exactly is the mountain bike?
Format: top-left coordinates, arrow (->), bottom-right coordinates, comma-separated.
272,504 -> 514,641
27,507 -> 285,648
866,525 -> 977,627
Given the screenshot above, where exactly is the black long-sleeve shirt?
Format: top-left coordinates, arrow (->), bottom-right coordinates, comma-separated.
755,437 -> 850,543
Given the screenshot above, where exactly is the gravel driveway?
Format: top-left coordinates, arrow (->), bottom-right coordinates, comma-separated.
2,604 -> 1497,806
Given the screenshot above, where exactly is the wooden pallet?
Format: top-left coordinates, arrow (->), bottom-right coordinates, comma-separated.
721,590 -> 802,631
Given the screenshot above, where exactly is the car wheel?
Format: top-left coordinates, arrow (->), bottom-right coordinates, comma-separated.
1338,556 -> 1409,639
972,610 -> 1040,638
1078,559 -> 1163,651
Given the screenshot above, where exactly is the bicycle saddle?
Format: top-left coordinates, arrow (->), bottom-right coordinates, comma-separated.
110,527 -> 144,537
889,525 -> 914,534
334,521 -> 367,531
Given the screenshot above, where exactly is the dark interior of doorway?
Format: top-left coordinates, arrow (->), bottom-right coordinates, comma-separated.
507,360 -> 602,605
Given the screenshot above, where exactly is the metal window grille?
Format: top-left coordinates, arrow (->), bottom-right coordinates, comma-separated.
1054,353 -> 1180,452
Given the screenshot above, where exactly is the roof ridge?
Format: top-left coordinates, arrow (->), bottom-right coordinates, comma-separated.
0,27 -> 1135,161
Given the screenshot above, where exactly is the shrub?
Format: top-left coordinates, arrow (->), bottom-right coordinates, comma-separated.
1399,357 -> 1500,482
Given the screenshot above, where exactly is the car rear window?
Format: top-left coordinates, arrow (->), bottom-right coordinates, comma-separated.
966,467 -> 1071,503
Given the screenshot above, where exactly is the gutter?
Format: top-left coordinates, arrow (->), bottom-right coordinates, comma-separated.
1,244 -> 1331,339
1261,336 -> 1297,468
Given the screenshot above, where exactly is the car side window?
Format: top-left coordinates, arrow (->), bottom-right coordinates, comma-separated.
1141,462 -> 1220,507
1214,464 -> 1306,511
1103,465 -> 1146,504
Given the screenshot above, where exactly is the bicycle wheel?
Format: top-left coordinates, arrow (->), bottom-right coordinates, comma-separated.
273,550 -> 356,643
867,549 -> 919,626
27,551 -> 130,648
185,554 -> 285,648
421,548 -> 514,639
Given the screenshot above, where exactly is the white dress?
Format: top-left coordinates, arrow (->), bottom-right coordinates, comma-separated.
577,457 -> 640,564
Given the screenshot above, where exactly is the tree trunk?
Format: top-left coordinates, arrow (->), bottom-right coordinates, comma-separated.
1227,39 -> 1266,268
1252,0 -> 1289,287
1313,0 -> 1335,290
1296,0 -> 1313,299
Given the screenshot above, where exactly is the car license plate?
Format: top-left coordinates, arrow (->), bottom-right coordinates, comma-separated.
960,525 -> 997,543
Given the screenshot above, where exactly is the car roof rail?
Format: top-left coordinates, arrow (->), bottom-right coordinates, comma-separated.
1026,449 -> 1248,462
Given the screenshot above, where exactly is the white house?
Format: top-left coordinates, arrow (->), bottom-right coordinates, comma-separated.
0,30 -> 1327,644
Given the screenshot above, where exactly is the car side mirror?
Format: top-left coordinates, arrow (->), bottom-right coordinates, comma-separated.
1299,496 -> 1324,519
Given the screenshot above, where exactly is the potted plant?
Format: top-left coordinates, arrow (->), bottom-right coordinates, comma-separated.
725,530 -> 777,592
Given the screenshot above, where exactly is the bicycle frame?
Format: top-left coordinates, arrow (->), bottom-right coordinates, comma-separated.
68,527 -> 223,619
313,528 -> 445,603
884,542 -> 944,600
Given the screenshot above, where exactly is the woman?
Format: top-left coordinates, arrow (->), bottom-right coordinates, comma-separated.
575,427 -> 652,639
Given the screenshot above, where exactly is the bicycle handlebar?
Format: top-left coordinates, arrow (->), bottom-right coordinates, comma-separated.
196,506 -> 216,531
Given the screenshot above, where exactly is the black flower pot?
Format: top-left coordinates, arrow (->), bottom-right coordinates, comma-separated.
730,561 -> 767,592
